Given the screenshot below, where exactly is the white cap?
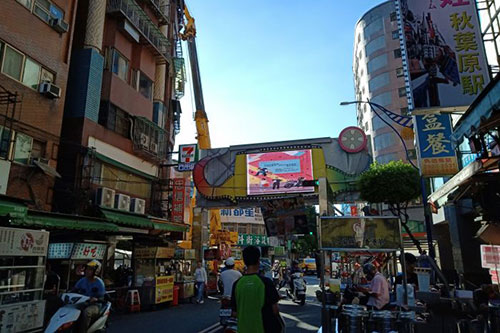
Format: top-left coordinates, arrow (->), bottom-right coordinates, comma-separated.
225,257 -> 235,266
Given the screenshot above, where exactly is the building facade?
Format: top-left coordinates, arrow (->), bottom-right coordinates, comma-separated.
55,0 -> 186,219
353,1 -> 416,165
0,0 -> 78,211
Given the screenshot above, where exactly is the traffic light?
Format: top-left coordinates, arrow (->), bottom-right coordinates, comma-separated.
309,231 -> 313,235
302,179 -> 319,187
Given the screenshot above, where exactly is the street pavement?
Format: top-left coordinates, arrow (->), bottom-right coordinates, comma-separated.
108,276 -> 321,333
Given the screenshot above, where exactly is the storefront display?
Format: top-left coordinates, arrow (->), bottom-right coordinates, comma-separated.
134,247 -> 175,305
0,227 -> 49,333
172,248 -> 195,300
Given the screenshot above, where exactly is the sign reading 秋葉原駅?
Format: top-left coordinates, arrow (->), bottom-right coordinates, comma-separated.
415,113 -> 459,177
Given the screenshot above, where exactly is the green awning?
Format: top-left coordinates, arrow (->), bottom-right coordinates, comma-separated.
0,198 -> 28,219
152,221 -> 189,232
91,151 -> 157,180
12,211 -> 119,232
100,208 -> 153,229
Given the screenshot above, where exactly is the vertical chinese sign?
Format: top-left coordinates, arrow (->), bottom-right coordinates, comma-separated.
415,113 -> 459,176
399,0 -> 490,108
172,178 -> 185,223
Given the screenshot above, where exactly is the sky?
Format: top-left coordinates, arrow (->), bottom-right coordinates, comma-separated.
177,0 -> 386,149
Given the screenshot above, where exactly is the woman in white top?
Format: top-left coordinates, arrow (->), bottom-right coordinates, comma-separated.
194,261 -> 208,303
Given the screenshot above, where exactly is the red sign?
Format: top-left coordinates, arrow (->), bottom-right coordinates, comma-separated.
480,245 -> 500,268
350,206 -> 358,216
172,178 -> 186,223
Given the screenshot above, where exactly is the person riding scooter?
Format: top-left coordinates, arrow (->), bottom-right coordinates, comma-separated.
72,260 -> 106,333
289,260 -> 303,294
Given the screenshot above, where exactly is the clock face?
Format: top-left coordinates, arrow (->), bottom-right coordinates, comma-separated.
338,126 -> 367,153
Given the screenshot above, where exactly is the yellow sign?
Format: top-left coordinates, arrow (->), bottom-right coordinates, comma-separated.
155,275 -> 174,304
135,247 -> 175,259
210,231 -> 238,246
156,247 -> 175,258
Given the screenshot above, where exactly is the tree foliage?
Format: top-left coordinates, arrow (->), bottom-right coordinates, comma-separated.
358,161 -> 421,205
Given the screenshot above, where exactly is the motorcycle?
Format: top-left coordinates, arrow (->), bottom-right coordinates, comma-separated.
45,293 -> 111,333
286,272 -> 307,306
219,296 -> 235,328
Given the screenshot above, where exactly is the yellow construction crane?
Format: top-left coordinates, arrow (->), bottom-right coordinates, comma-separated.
180,5 -> 221,238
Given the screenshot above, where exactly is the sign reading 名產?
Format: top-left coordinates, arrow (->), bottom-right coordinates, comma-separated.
399,0 -> 490,108
320,217 -> 400,250
0,227 -> 49,257
178,144 -> 199,171
71,243 -> 107,260
237,234 -> 270,247
415,113 -> 459,177
172,178 -> 186,223
219,207 -> 264,224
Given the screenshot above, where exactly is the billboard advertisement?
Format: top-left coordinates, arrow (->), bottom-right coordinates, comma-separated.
415,113 -> 459,176
399,0 -> 490,108
246,150 -> 314,195
320,217 -> 400,250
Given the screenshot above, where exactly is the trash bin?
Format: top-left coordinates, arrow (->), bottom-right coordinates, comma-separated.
172,286 -> 179,306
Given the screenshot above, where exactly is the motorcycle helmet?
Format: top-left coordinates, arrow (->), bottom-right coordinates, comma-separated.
86,259 -> 102,275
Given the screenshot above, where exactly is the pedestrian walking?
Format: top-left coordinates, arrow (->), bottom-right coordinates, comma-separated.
195,261 -> 207,304
231,246 -> 284,333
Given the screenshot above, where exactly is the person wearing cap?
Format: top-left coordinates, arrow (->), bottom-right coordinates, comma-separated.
220,257 -> 242,297
357,263 -> 389,310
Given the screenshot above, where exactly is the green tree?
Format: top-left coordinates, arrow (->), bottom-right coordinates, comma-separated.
358,161 -> 423,253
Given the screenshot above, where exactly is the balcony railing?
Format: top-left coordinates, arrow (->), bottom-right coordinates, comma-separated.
107,0 -> 171,62
173,57 -> 186,100
142,0 -> 171,24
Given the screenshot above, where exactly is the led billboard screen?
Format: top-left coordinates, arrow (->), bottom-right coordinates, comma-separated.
246,150 -> 314,195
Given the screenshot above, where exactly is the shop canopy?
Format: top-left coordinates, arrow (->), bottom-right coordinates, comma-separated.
100,207 -> 153,229
12,210 -> 119,232
0,196 -> 28,219
150,217 -> 189,232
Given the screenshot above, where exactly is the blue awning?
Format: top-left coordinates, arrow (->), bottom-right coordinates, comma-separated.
452,75 -> 500,143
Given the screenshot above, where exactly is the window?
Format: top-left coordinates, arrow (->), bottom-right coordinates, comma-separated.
394,49 -> 402,58
13,132 -> 33,164
371,91 -> 392,107
111,50 -> 129,82
374,132 -> 396,151
364,19 -> 383,39
392,30 -> 399,40
22,58 -> 41,89
2,45 -> 24,81
369,72 -> 390,92
16,0 -> 32,9
396,67 -> 404,77
376,152 -> 398,164
400,107 -> 409,116
99,102 -> 131,138
365,35 -> 385,57
372,116 -> 386,131
40,68 -> 54,83
398,87 -> 407,97
30,140 -> 45,159
367,54 -> 388,73
139,72 -> 153,100
251,225 -> 261,235
0,125 -> 12,159
34,0 -> 51,22
390,12 -> 397,22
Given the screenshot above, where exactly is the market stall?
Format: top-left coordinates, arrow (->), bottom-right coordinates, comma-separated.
172,248 -> 195,301
134,247 -> 175,306
0,227 -> 49,333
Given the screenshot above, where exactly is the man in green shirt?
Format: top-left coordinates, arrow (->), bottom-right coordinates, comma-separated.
231,246 -> 283,333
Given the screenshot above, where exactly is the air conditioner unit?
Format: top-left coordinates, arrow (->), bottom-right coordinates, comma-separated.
150,142 -> 158,154
50,18 -> 69,33
139,133 -> 150,149
115,194 -> 131,211
39,82 -> 61,99
96,187 -> 115,208
130,198 -> 146,215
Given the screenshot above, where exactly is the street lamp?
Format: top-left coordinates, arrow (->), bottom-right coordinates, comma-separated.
340,100 -> 436,260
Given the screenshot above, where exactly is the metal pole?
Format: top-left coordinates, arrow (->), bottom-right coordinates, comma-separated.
420,176 -> 436,259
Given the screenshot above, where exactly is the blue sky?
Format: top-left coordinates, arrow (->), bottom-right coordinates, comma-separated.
177,0 -> 386,149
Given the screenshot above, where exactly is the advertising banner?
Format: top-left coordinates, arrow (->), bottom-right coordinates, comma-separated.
399,0 -> 490,108
237,234 -> 270,247
0,227 -> 49,257
155,275 -> 174,303
172,178 -> 186,223
320,217 -> 401,250
220,207 -> 264,224
415,113 -> 459,176
246,150 -> 314,195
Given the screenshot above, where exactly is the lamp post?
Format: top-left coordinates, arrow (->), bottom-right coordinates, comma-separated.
340,100 -> 436,260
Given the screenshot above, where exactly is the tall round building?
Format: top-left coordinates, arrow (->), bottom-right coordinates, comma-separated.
353,1 -> 417,165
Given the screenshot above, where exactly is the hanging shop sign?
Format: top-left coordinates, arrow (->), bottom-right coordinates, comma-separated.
415,113 -> 459,176
172,178 -> 186,223
399,0 -> 490,108
155,275 -> 174,303
0,228 -> 49,257
480,245 -> 500,269
237,234 -> 270,247
71,243 -> 107,260
48,243 -> 75,259
320,217 -> 400,251
178,144 -> 199,171
246,150 -> 314,195
210,230 -> 238,246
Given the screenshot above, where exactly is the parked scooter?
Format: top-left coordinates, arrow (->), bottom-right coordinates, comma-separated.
220,296 -> 236,328
45,293 -> 111,333
286,272 -> 307,306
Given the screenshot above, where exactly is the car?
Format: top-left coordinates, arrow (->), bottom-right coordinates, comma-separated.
299,258 -> 317,275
